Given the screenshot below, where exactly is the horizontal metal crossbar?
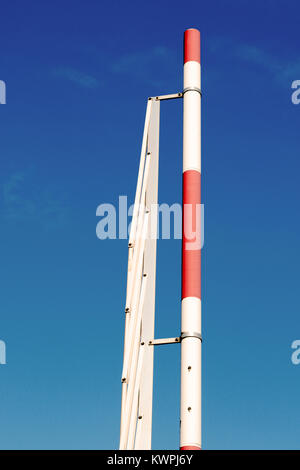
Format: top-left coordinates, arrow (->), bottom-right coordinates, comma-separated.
148,337 -> 181,346
148,332 -> 203,346
149,88 -> 203,101
150,93 -> 183,101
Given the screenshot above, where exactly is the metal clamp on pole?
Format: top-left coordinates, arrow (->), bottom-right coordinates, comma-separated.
181,331 -> 202,342
182,86 -> 202,96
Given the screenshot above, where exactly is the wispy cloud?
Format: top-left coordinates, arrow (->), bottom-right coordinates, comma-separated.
237,44 -> 300,85
236,44 -> 281,73
207,35 -> 300,85
112,46 -> 169,73
3,172 -> 25,205
1,170 -> 69,229
111,46 -> 177,87
52,66 -> 99,89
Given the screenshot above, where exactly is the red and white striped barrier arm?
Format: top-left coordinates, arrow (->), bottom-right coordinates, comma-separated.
180,28 -> 202,451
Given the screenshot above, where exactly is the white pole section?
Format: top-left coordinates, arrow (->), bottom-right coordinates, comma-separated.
180,28 -> 202,451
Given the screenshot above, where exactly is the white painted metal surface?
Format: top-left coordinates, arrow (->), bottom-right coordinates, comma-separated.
180,29 -> 202,451
183,62 -> 201,173
180,298 -> 202,448
119,99 -> 160,450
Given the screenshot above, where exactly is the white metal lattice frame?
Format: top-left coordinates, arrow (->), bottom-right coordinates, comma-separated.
119,98 -> 160,450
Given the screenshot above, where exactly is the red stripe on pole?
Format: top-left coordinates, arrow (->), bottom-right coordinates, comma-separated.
180,446 -> 201,450
184,29 -> 200,64
182,170 -> 201,300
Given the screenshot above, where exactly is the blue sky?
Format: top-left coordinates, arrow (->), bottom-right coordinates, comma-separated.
0,0 -> 300,450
